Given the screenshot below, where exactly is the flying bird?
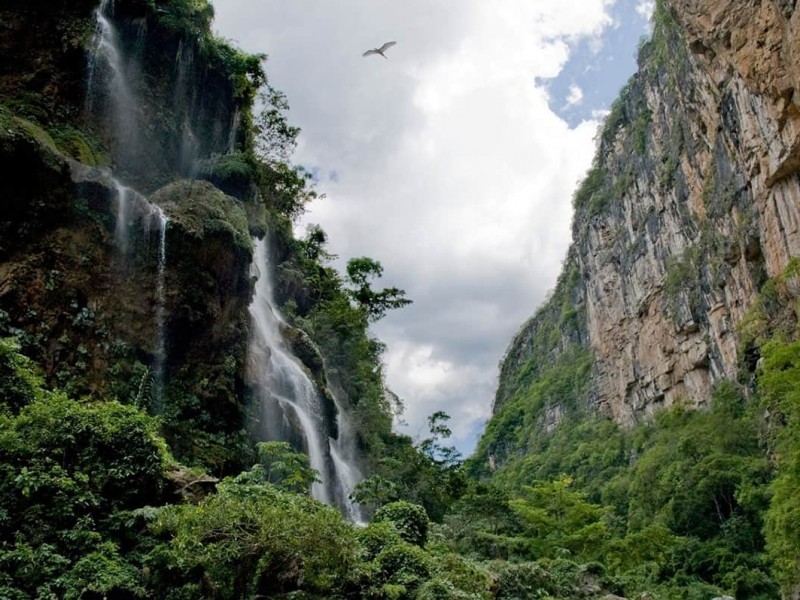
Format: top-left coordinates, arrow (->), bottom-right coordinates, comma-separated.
362,41 -> 396,59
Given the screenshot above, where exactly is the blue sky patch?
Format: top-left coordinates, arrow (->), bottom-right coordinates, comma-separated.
545,0 -> 652,128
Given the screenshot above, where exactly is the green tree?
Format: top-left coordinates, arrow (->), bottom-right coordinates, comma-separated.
760,340 -> 800,593
0,337 -> 44,414
254,85 -> 300,164
419,411 -> 462,468
0,392 -> 169,599
510,476 -> 609,561
345,257 -> 412,321
149,480 -> 358,599
373,501 -> 430,547
234,441 -> 319,493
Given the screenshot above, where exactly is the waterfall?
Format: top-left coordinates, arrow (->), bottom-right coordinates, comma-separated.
112,174 -> 170,411
248,238 -> 364,520
86,0 -> 142,171
86,0 -> 115,111
147,207 -> 169,411
227,108 -> 241,154
174,40 -> 200,176
86,0 -> 170,410
84,5 -> 361,501
111,177 -> 150,256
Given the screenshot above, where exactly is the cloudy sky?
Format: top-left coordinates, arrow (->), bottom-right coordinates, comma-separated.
213,0 -> 654,454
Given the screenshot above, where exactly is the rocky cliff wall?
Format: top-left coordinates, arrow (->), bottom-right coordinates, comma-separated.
493,0 -> 800,429
0,0 -> 262,471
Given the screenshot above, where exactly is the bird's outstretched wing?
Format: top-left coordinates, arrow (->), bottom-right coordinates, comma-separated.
363,41 -> 397,57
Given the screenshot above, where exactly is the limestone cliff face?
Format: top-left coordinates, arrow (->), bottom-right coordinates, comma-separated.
0,0 -> 261,471
494,0 -> 800,428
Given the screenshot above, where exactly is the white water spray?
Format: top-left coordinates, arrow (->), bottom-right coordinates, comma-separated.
86,0 -> 141,167
248,238 -> 363,519
86,0 -> 115,110
147,207 -> 169,410
86,0 -> 170,409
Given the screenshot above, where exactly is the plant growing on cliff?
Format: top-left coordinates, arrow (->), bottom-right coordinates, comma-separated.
254,86 -> 300,164
345,256 -> 413,321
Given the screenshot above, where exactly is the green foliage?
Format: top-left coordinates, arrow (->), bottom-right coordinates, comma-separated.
442,484 -> 522,561
274,228 -> 405,475
373,501 -> 430,547
0,355 -> 169,598
599,81 -> 633,149
196,151 -> 254,190
737,259 -> 800,351
490,259 -> 586,419
354,413 -> 467,522
511,476 -> 610,561
346,256 -> 413,321
469,371 -> 778,598
149,0 -> 265,101
663,245 -> 703,323
49,125 -> 107,166
759,340 -> 800,592
234,441 -> 319,493
153,180 -> 252,255
258,162 -> 320,221
487,561 -> 552,599
150,0 -> 215,38
362,540 -> 431,598
643,0 -> 690,85
572,164 -> 610,214
418,411 -> 462,467
0,338 -> 44,414
150,480 -> 358,598
255,86 -> 301,163
471,346 -> 592,476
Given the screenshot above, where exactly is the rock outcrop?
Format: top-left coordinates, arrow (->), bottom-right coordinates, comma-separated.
493,0 -> 800,427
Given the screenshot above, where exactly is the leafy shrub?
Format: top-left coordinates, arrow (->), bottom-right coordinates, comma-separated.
233,440 -> 319,493
487,561 -> 551,599
149,480 -> 358,598
0,337 -> 43,414
373,501 -> 430,547
370,540 -> 431,596
0,390 -> 169,598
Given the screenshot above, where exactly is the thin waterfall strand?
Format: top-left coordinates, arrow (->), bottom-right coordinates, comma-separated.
151,207 -> 168,412
86,0 -> 142,174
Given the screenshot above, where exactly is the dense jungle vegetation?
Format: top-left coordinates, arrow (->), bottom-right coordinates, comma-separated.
4,312 -> 800,599
2,0 -> 800,598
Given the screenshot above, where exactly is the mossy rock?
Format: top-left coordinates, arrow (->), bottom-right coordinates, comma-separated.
50,126 -> 108,167
0,111 -> 74,257
151,180 -> 251,256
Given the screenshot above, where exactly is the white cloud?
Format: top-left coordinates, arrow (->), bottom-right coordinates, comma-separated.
212,0 -> 616,453
636,0 -> 656,20
566,84 -> 584,107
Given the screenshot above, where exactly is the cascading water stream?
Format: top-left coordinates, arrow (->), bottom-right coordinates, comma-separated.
109,172 -> 169,409
148,207 -> 169,411
86,0 -> 116,110
86,0 -> 171,411
86,0 -> 141,168
248,238 -> 364,520
227,108 -> 241,154
249,239 -> 331,502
